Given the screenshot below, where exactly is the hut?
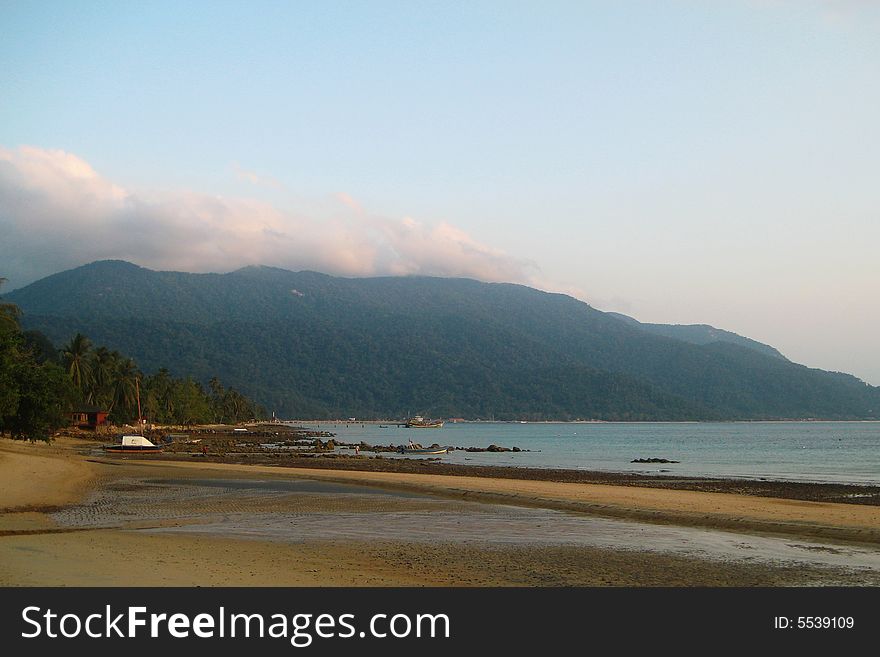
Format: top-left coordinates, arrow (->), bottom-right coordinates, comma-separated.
68,405 -> 109,430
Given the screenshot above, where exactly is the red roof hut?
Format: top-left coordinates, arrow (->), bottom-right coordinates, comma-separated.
68,405 -> 109,430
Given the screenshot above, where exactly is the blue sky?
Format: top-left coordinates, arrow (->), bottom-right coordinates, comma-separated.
1,1 -> 879,383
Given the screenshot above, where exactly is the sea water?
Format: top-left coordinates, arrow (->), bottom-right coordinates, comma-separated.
293,421 -> 880,485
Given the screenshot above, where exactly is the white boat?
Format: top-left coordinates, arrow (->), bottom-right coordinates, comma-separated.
398,439 -> 449,455
104,435 -> 163,453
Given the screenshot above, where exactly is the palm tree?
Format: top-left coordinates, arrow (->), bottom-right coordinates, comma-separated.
89,347 -> 116,406
156,369 -> 176,421
143,368 -> 174,423
226,389 -> 248,422
111,358 -> 141,421
63,333 -> 92,396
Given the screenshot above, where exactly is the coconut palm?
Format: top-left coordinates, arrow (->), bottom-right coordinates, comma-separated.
156,369 -> 176,421
89,346 -> 117,406
143,368 -> 175,423
111,358 -> 141,420
62,333 -> 92,396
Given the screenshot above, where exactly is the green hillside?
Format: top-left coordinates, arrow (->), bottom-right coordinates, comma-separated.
7,261 -> 879,420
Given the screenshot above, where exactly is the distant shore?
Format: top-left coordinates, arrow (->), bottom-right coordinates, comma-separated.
287,419 -> 880,424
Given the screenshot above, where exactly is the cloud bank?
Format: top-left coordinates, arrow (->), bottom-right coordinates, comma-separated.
0,146 -> 536,289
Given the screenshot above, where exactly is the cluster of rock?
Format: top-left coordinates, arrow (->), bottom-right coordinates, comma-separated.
458,444 -> 523,453
630,457 -> 680,464
342,442 -> 527,454
161,425 -> 338,455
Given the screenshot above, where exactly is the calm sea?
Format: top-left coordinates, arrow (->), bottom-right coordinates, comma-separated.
292,421 -> 880,485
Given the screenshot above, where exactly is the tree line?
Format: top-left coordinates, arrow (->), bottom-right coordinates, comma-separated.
1,279 -> 264,441
1,279 -> 71,441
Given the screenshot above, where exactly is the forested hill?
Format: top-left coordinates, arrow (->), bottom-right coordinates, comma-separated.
605,312 -> 787,360
7,260 -> 879,420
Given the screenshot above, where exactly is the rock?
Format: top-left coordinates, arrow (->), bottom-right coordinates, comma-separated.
631,457 -> 680,464
464,444 -> 521,453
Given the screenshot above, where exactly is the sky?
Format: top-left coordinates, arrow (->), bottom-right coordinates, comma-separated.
1,0 -> 879,383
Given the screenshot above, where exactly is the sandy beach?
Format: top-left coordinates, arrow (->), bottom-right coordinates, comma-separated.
2,437 -> 879,587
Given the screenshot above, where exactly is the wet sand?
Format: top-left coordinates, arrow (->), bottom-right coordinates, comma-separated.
173,451 -> 880,505
6,530 -> 867,587
101,457 -> 880,545
2,437 -> 879,586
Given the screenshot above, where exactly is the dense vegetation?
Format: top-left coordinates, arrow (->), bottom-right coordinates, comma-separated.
53,331 -> 265,426
1,277 -> 264,441
8,260 -> 880,420
1,278 -> 73,440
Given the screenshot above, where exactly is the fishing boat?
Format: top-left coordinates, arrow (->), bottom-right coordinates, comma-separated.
397,439 -> 449,455
103,434 -> 163,453
405,415 -> 444,428
398,444 -> 449,455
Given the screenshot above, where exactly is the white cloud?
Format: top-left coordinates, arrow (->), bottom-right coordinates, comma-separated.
0,145 -> 537,289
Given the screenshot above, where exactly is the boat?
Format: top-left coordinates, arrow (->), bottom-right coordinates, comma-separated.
397,441 -> 449,455
103,378 -> 162,453
103,434 -> 163,453
405,415 -> 444,428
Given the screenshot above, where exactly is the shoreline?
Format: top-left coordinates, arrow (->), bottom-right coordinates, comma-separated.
3,437 -> 880,586
287,419 -> 880,424
139,450 -> 880,506
92,456 -> 880,547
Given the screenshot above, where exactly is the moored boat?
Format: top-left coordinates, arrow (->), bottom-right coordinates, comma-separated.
405,415 -> 444,428
103,435 -> 163,453
397,442 -> 449,455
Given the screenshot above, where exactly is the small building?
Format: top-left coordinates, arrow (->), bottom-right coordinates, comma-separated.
68,405 -> 109,430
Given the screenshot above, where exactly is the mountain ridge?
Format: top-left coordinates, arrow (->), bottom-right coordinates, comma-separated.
6,260 -> 877,420
606,311 -> 787,360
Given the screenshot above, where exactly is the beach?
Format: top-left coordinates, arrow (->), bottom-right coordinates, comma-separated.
2,436 -> 879,587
